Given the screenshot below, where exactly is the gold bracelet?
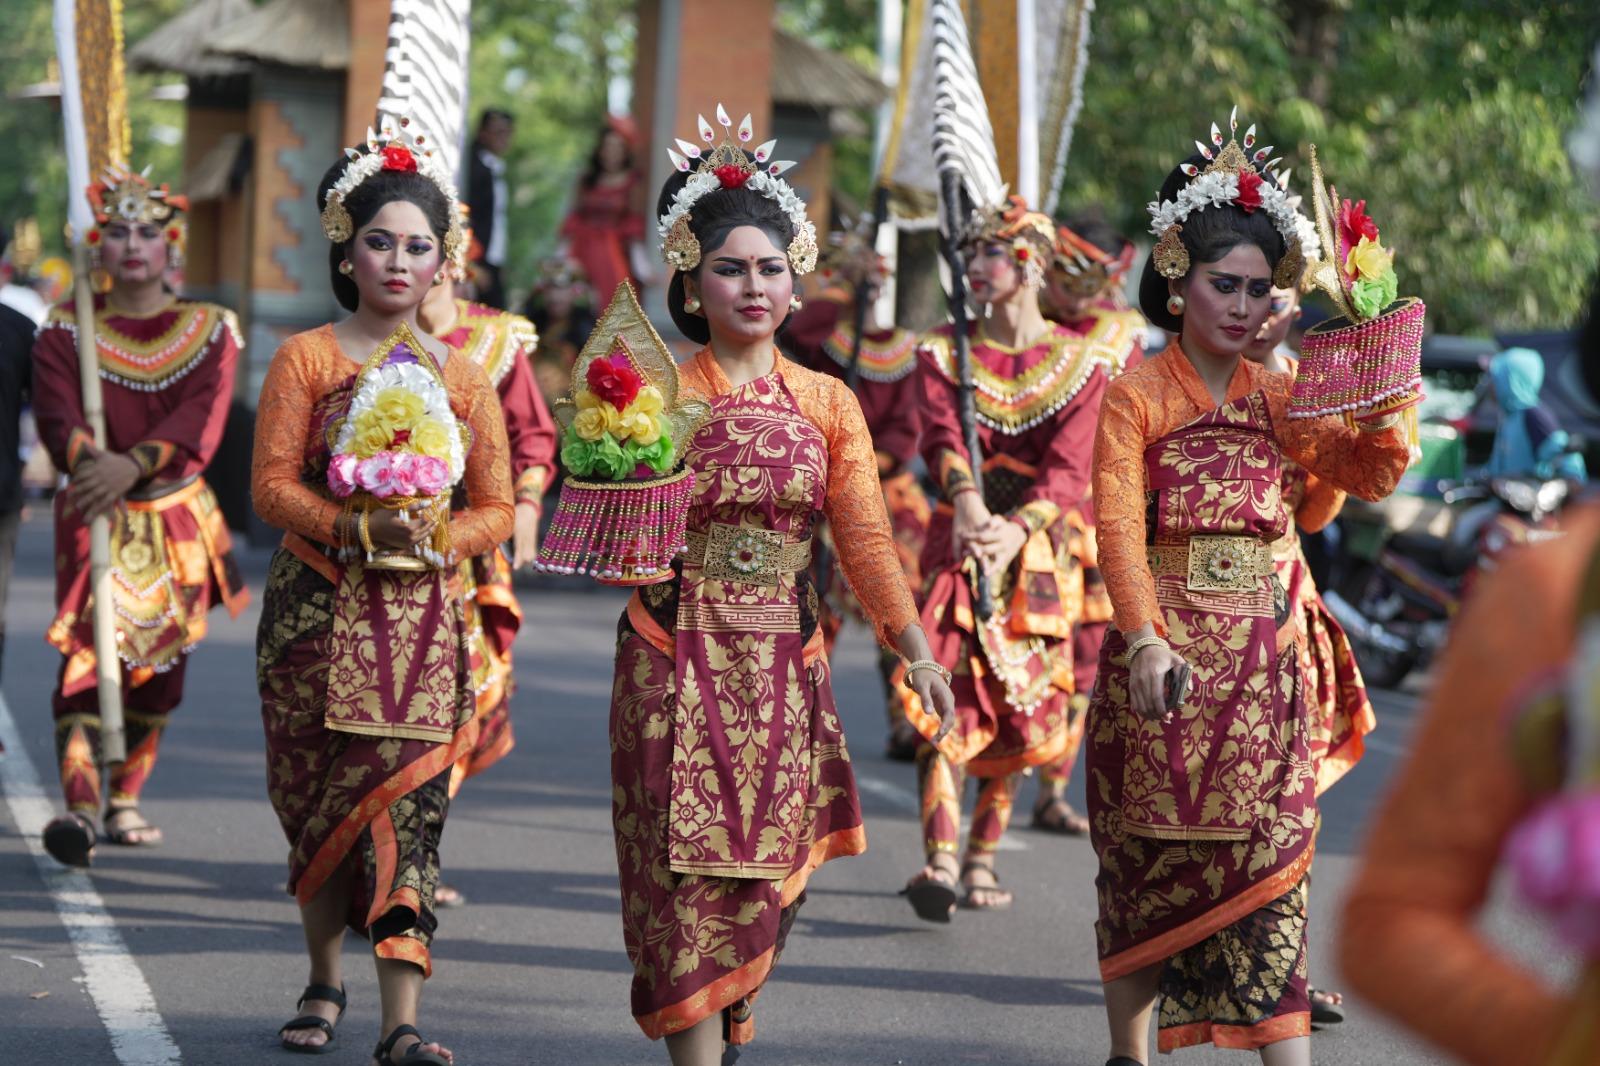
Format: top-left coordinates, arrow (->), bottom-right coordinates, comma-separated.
1123,635 -> 1169,664
1357,413 -> 1401,432
902,659 -> 953,690
358,510 -> 376,555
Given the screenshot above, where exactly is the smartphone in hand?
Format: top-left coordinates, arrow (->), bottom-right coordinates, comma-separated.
1164,662 -> 1192,712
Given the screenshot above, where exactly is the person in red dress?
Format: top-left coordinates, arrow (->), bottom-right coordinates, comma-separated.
32,167 -> 248,866
559,116 -> 646,304
782,225 -> 930,760
900,196 -> 1118,919
1027,210 -> 1147,835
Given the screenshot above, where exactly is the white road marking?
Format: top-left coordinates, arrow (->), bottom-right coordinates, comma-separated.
0,693 -> 181,1065
855,774 -> 1028,851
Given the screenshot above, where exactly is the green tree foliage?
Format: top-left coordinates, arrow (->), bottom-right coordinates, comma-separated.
1057,0 -> 1600,335
0,1 -> 189,261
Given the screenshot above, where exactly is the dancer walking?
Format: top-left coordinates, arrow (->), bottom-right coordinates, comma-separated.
33,167 -> 247,866
587,109 -> 956,1064
1086,116 -> 1413,1063
253,124 -> 511,1064
902,196 -> 1114,919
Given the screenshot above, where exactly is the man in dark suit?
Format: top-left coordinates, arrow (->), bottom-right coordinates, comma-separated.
467,108 -> 515,309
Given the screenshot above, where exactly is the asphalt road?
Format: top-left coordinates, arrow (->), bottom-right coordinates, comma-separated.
0,511 -> 1573,1065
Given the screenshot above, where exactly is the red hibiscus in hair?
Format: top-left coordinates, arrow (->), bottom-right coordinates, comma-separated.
1234,169 -> 1264,213
1338,198 -> 1379,249
713,164 -> 751,189
586,353 -> 642,409
381,145 -> 418,173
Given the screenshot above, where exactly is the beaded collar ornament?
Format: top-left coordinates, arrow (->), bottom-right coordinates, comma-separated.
659,104 -> 818,276
1147,108 -> 1304,291
959,195 -> 1056,290
320,117 -> 465,266
84,166 -> 188,250
1052,223 -> 1136,298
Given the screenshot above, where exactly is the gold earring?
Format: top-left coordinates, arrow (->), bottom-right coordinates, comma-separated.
339,260 -> 353,276
789,294 -> 803,312
434,268 -> 447,285
683,295 -> 701,314
1166,294 -> 1185,315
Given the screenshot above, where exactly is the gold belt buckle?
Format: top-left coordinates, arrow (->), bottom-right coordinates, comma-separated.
702,523 -> 787,586
1186,534 -> 1265,592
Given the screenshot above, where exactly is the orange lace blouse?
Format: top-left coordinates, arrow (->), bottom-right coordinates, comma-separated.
1338,506 -> 1600,1066
1093,342 -> 1410,635
680,348 -> 919,648
252,324 -> 514,575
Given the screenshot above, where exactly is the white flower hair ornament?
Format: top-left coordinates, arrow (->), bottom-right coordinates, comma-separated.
1147,108 -> 1305,291
658,105 -> 818,276
321,117 -> 465,268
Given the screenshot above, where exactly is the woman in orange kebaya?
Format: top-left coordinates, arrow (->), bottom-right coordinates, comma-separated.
1086,115 -> 1411,1065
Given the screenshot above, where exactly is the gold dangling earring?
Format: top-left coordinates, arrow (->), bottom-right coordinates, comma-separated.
1166,294 -> 1186,316
789,294 -> 803,312
339,260 -> 353,276
683,295 -> 701,314
434,268 -> 447,285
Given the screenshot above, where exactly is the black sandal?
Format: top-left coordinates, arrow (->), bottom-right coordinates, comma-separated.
373,1024 -> 449,1065
102,806 -> 164,848
901,864 -> 959,923
1030,796 -> 1090,836
958,860 -> 1014,910
1310,986 -> 1346,1025
278,982 -> 346,1055
42,812 -> 96,868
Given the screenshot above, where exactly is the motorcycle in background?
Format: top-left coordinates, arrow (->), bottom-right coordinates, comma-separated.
1325,476 -> 1572,689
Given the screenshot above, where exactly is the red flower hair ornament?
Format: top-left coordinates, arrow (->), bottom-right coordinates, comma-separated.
1234,169 -> 1264,213
381,145 -> 418,173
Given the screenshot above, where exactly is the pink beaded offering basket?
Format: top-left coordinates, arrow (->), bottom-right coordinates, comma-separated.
535,282 -> 710,586
1288,146 -> 1424,452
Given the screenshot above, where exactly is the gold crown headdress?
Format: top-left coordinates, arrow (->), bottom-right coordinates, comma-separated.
658,105 -> 817,276
1052,223 -> 1136,297
958,194 -> 1056,289
819,215 -> 890,288
1147,108 -> 1304,290
84,166 -> 188,248
320,117 -> 464,266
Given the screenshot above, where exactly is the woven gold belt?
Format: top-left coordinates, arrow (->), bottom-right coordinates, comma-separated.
1147,534 -> 1273,592
685,523 -> 812,586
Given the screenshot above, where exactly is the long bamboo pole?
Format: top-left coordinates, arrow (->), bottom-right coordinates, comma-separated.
70,242 -> 125,764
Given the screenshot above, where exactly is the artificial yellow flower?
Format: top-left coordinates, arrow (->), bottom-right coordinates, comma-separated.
372,387 -> 426,433
572,393 -> 613,442
410,418 -> 452,459
619,409 -> 662,445
1345,236 -> 1393,283
351,412 -> 394,457
630,385 -> 665,418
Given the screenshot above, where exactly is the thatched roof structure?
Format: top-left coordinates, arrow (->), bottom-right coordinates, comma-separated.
128,0 -> 254,77
770,30 -> 887,113
209,0 -> 350,71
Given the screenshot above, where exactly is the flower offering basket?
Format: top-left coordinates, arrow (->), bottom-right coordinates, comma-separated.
325,323 -> 467,571
1288,146 -> 1425,457
536,282 -> 711,587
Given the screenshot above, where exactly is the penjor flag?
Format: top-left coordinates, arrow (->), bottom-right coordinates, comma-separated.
53,0 -> 131,241
375,0 -> 473,182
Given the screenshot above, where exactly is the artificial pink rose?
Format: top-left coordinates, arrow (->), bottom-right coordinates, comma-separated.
387,451 -> 420,497
412,454 -> 450,496
1507,791 -> 1600,955
356,452 -> 399,498
327,453 -> 360,498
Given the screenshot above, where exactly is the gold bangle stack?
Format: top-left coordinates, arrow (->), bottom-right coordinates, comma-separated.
358,510 -> 376,555
1123,635 -> 1170,665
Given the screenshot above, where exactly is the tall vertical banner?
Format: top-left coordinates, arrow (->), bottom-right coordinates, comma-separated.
374,0 -> 473,183
52,0 -> 131,763
884,0 -> 1092,218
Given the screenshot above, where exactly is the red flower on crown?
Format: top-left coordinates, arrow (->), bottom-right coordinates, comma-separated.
713,164 -> 752,189
1338,199 -> 1379,249
381,145 -> 418,173
587,352 -> 643,409
1234,169 -> 1264,213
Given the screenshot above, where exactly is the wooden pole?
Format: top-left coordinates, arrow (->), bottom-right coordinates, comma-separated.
71,242 -> 125,764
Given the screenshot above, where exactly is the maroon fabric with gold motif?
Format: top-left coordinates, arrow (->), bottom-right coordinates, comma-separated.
1086,393 -> 1314,1051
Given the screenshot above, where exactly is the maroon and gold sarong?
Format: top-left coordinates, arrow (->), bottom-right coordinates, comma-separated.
450,548 -> 521,793
1087,393 -> 1316,1052
1275,462 -> 1375,794
610,370 -> 867,1045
